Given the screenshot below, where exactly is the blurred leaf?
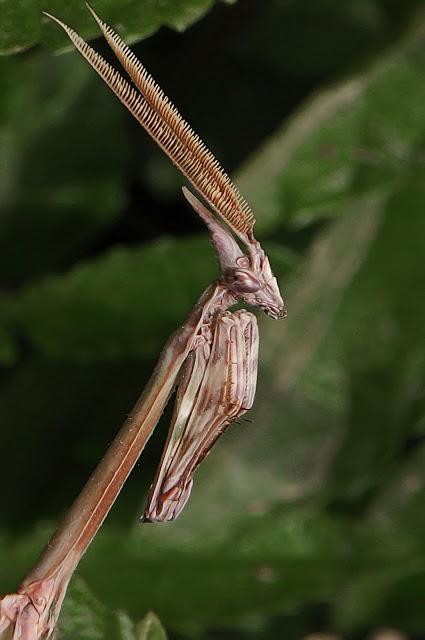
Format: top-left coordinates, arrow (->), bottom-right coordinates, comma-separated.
367,442 -> 425,560
0,0 -> 40,55
0,324 -> 18,365
0,357 -> 151,525
115,610 -> 138,640
0,507 -> 352,635
325,175 -> 425,500
0,0 -> 233,55
0,50 -> 128,286
60,576 -> 109,640
0,536 -> 166,639
5,238 -> 294,362
61,577 -> 168,639
333,442 -> 425,632
242,0 -> 389,77
136,612 -> 167,640
8,237 -> 216,361
237,19 -> 425,232
85,509 -> 350,633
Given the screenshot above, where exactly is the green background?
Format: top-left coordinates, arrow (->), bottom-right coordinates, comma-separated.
1,1 -> 425,638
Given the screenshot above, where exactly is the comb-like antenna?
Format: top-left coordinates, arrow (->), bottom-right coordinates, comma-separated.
44,7 -> 256,245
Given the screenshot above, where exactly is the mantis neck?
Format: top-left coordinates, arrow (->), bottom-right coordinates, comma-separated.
196,281 -> 239,328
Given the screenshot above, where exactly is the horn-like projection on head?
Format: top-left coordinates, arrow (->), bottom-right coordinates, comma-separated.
182,187 -> 286,319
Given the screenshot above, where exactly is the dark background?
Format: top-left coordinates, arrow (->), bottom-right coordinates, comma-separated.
1,1 -> 425,638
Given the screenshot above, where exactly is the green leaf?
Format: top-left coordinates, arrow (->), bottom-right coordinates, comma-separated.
243,0 -> 390,77
136,612 -> 168,640
333,442 -> 425,632
237,20 -> 425,232
60,576 -> 109,640
0,324 -> 18,366
325,175 -> 425,501
0,0 -> 231,55
0,508 -> 352,634
9,237 -> 217,361
61,577 -> 168,640
0,50 -> 127,286
114,610 -> 137,640
0,0 -> 40,55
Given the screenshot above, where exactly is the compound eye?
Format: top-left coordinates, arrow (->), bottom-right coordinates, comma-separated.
236,256 -> 250,269
228,269 -> 260,293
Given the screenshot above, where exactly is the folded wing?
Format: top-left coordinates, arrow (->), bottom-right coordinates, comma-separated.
143,310 -> 259,522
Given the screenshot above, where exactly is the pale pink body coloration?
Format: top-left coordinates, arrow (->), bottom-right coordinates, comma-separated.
144,308 -> 259,522
143,187 -> 283,521
0,7 -> 285,639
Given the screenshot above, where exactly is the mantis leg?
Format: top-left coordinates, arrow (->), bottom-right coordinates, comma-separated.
144,309 -> 259,522
0,282 -> 235,640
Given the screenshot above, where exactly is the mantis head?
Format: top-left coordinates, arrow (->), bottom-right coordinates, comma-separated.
182,187 -> 286,320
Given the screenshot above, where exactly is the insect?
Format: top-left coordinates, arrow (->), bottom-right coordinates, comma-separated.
45,5 -> 286,522
0,7 -> 285,637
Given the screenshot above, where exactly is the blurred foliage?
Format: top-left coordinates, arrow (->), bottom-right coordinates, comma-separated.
0,0 -> 234,55
60,579 -> 168,640
0,1 -> 425,639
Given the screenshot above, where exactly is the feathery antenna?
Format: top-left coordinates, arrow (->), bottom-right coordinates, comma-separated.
44,6 -> 256,242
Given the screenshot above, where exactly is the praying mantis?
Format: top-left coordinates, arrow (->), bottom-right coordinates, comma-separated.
0,6 -> 285,639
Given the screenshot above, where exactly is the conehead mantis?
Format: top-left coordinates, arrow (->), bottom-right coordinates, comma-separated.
0,5 -> 285,638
